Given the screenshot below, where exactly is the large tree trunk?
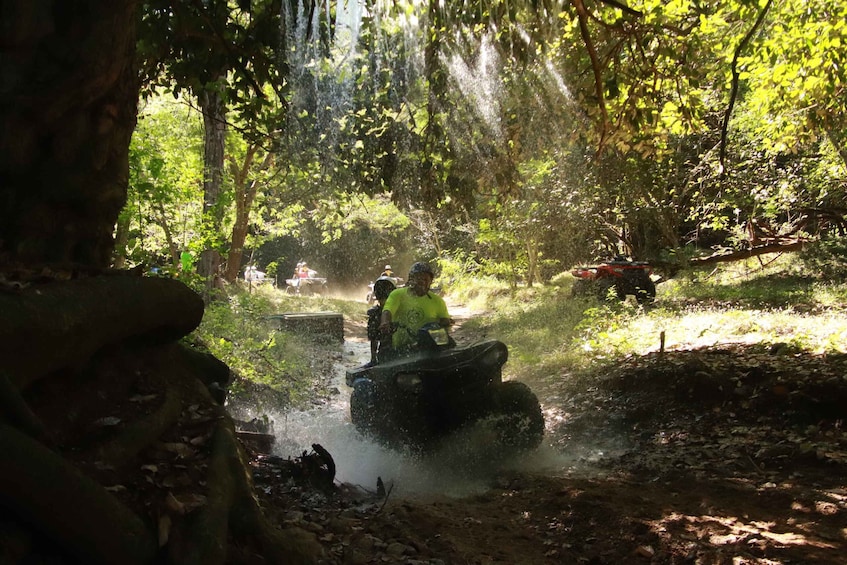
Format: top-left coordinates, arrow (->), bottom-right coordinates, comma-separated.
197,87 -> 227,291
0,1 -> 139,269
224,147 -> 272,283
0,4 -> 324,564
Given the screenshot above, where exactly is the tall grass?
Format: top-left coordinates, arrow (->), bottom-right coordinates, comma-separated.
450,257 -> 847,388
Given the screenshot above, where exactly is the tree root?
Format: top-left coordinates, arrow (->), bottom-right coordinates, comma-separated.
0,424 -> 158,565
0,372 -> 50,443
86,376 -> 184,467
166,381 -> 324,564
1,275 -> 204,389
1,276 -> 321,564
175,343 -> 231,405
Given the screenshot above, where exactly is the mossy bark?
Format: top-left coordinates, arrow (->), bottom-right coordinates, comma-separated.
0,275 -> 204,390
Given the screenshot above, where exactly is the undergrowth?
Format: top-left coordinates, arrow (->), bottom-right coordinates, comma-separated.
454,255 -> 847,388
191,284 -> 363,409
192,255 -> 847,405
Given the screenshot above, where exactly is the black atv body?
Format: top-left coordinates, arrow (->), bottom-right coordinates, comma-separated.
346,339 -> 544,452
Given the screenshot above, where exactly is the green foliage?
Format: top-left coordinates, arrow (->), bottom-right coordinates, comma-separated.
798,236 -> 847,279
126,0 -> 847,292
740,0 -> 847,153
313,194 -> 411,244
184,258 -> 847,415
124,97 -> 204,267
192,290 -> 314,406
189,283 -> 378,409
457,259 -> 847,390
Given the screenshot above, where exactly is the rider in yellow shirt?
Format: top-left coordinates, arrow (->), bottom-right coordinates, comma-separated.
379,262 -> 451,352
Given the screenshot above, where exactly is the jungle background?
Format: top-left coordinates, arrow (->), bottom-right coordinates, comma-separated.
1,0 -> 846,563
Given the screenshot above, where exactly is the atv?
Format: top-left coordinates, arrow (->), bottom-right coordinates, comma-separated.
345,324 -> 544,452
365,276 -> 403,304
571,257 -> 656,304
284,275 -> 328,296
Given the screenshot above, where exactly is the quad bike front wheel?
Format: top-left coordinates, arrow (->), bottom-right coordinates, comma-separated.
596,277 -> 625,302
621,270 -> 656,304
487,381 -> 544,450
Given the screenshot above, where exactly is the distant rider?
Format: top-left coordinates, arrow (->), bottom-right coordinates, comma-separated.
379,262 -> 451,353
298,261 -> 311,278
366,277 -> 397,365
381,264 -> 393,277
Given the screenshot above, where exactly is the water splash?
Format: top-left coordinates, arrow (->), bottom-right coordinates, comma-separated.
444,32 -> 504,138
229,334 -> 626,498
259,339 -> 603,497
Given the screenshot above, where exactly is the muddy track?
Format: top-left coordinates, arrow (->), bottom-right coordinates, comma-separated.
255,301 -> 847,564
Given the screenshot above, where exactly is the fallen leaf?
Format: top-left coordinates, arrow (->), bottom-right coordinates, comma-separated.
92,416 -> 121,427
635,545 -> 655,558
165,492 -> 185,514
129,394 -> 158,402
160,442 -> 195,458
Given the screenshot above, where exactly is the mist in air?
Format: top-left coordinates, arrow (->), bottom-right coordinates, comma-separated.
231,336 -> 624,498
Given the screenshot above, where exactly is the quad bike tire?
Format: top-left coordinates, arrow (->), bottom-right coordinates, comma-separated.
621,270 -> 656,304
487,381 -> 544,450
596,277 -> 625,302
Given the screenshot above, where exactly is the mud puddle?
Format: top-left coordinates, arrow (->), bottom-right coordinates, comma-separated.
242,334 -> 629,497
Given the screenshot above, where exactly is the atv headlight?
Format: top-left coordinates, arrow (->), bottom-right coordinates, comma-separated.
479,343 -> 508,368
395,372 -> 422,391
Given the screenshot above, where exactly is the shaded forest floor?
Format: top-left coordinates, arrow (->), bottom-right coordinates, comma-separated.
16,291 -> 845,564
249,310 -> 847,564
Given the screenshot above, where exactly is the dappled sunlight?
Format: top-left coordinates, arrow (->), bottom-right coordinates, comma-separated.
582,306 -> 847,357
652,510 -> 837,554
212,273 -> 847,563
541,404 -> 568,433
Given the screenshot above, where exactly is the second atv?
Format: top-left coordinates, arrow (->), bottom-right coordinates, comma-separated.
571,257 -> 656,304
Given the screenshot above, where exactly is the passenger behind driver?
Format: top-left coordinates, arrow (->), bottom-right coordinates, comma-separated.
366,277 -> 396,366
379,262 -> 451,353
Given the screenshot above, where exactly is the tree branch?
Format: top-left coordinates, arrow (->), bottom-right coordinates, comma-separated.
719,0 -> 773,175
572,0 -> 610,154
596,0 -> 642,18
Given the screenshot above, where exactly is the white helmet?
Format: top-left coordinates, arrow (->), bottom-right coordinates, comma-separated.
384,264 -> 391,270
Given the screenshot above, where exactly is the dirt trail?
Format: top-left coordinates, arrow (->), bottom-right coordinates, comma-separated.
255,299 -> 847,564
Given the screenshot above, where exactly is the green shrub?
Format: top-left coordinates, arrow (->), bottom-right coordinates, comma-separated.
192,289 -> 314,407
798,236 -> 847,278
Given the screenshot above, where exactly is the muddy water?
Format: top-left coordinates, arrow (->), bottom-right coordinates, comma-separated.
247,332 -> 624,498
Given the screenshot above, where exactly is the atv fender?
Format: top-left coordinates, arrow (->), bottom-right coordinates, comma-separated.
350,378 -> 379,431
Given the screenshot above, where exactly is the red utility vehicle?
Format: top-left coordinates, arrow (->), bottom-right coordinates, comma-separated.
571,257 -> 656,304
